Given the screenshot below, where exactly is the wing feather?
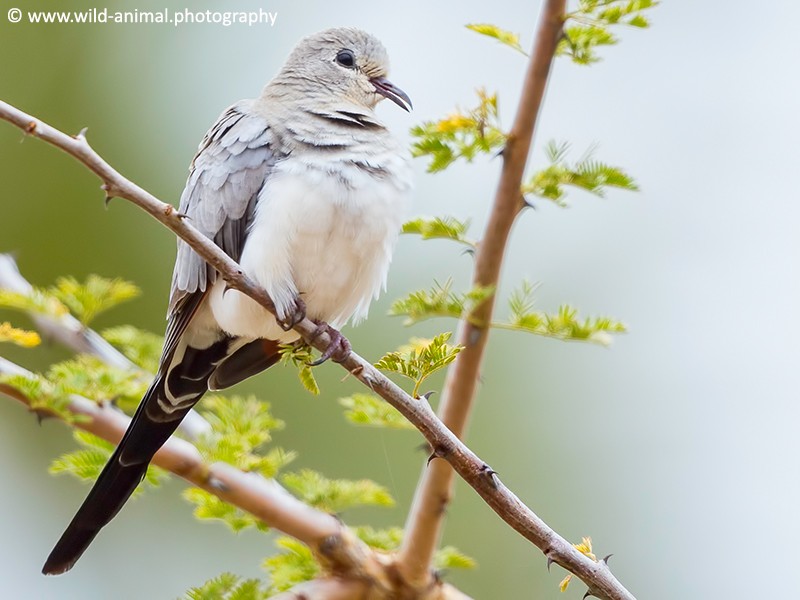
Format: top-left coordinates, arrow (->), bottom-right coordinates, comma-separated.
168,101 -> 278,316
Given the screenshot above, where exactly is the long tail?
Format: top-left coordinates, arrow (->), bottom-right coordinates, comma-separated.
42,334 -> 280,575
42,334 -> 231,575
42,374 -> 198,575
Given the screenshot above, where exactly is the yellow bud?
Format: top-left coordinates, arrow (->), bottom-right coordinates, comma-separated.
0,322 -> 41,347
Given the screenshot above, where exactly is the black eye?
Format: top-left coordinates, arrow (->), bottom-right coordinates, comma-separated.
335,49 -> 356,68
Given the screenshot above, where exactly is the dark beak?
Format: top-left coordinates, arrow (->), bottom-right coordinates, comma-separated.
370,76 -> 412,112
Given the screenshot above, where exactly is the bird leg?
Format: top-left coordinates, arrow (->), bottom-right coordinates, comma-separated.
277,295 -> 307,331
308,321 -> 351,365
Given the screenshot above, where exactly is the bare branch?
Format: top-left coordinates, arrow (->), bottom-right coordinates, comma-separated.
0,96 -> 634,598
0,253 -> 211,439
399,0 -> 600,590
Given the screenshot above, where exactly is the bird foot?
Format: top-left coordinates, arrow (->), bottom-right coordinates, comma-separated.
308,321 -> 351,365
278,296 -> 307,331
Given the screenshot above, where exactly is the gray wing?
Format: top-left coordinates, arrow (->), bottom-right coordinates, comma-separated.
169,100 -> 278,314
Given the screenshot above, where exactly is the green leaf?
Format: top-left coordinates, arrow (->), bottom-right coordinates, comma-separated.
184,395 -> 293,533
0,371 -> 77,422
353,525 -> 404,551
50,275 -> 140,326
402,216 -> 475,247
522,141 -> 638,206
182,572 -> 267,600
465,23 -> 527,55
338,393 -> 415,430
262,537 -> 319,594
389,280 -> 494,326
557,25 -> 617,65
494,280 -> 627,345
434,545 -> 478,571
0,321 -> 40,347
411,88 -> 506,172
279,343 -> 320,395
282,469 -> 394,513
46,354 -> 147,413
182,488 -> 267,533
195,395 -> 293,477
375,333 -> 462,398
102,325 -> 164,373
50,430 -> 166,494
559,0 -> 658,64
0,288 -> 68,318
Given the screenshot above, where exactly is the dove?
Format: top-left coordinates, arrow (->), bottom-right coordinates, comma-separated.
43,27 -> 412,575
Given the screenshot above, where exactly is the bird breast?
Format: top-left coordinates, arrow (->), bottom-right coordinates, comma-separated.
208,150 -> 411,342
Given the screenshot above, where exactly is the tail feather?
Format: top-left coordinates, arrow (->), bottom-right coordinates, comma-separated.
42,337 -> 229,575
42,331 -> 281,575
42,454 -> 149,575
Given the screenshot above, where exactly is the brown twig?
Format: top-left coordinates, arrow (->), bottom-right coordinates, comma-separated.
398,0 -> 575,586
0,93 -> 634,598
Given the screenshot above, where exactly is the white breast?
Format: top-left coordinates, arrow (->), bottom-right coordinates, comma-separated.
208,153 -> 411,342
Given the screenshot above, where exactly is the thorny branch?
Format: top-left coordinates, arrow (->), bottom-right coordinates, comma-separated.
397,0 -> 623,595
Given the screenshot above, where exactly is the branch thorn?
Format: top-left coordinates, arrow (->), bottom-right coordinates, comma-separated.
101,183 -> 115,206
480,463 -> 499,488
32,408 -> 54,425
207,475 -> 229,492
426,443 -> 448,465
522,197 -> 537,211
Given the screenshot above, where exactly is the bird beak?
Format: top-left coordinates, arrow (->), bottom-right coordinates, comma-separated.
370,77 -> 412,112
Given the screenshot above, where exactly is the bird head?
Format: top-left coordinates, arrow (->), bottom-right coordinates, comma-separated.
269,27 -> 412,113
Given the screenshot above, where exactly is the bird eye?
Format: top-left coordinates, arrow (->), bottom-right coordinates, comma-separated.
335,49 -> 356,68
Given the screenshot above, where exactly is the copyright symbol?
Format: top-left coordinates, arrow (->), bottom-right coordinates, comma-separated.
8,8 -> 22,23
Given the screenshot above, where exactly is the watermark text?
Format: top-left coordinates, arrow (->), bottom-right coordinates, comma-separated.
7,8 -> 278,27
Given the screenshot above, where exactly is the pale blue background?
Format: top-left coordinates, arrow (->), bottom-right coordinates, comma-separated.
1,1 -> 799,598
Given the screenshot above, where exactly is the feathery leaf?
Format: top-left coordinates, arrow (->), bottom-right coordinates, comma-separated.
50,275 -> 140,326
389,280 -> 494,326
466,23 -> 527,55
102,325 -> 163,373
523,140 -> 638,206
402,216 -> 475,247
282,469 -> 394,513
411,88 -> 506,172
182,572 -> 267,600
278,343 -> 320,395
495,280 -> 626,345
262,537 -> 319,594
375,333 -> 462,398
338,393 -> 415,430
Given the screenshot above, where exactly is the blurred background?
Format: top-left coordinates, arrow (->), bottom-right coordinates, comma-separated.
1,1 -> 799,598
